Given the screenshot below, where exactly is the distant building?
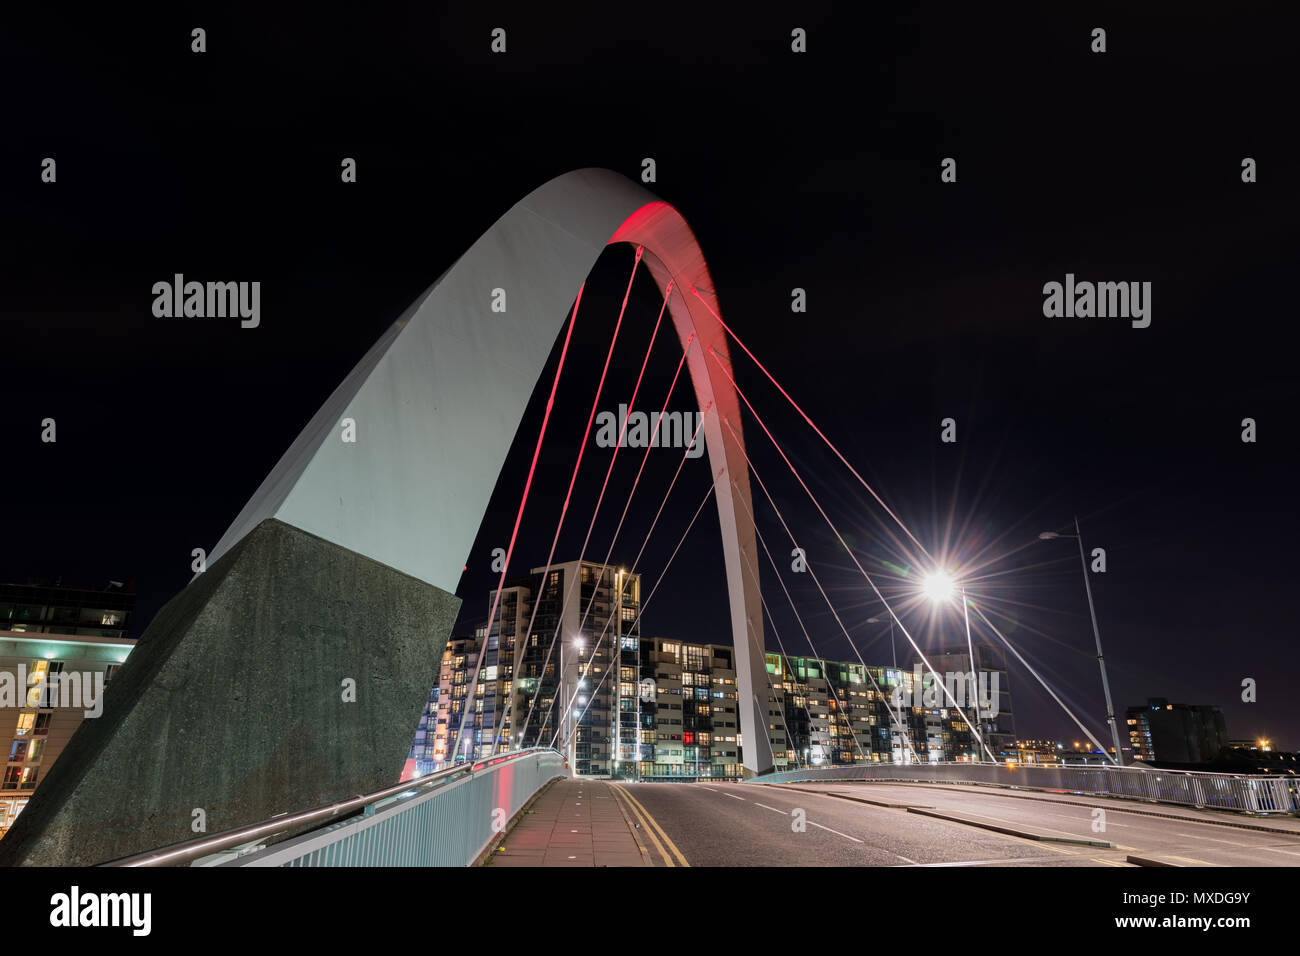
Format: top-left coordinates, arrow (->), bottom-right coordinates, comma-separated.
1227,737 -> 1273,752
1015,739 -> 1065,764
407,626 -> 486,777
409,561 -> 646,777
922,640 -> 1017,758
0,579 -> 134,640
411,566 -> 1026,777
1059,741 -> 1114,765
641,639 -> 742,780
1213,746 -> 1298,777
0,580 -> 136,837
1126,697 -> 1229,764
413,628 -> 745,781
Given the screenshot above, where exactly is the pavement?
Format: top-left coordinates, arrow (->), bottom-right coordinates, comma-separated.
487,779 -> 651,867
491,777 -> 1300,867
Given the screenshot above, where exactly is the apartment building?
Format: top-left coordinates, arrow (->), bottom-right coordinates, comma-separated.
1126,697 -> 1230,764
1,633 -> 136,835
411,561 -> 642,777
0,579 -> 137,837
410,566 -> 1010,778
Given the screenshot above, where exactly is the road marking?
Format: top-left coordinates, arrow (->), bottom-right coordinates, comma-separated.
614,784 -> 691,868
1174,832 -> 1253,848
757,783 -> 1063,860
723,792 -> 746,801
806,820 -> 864,844
1258,845 -> 1300,858
752,794 -> 917,862
1167,854 -> 1220,866
609,785 -> 673,868
939,806 -> 1103,844
1092,857 -> 1131,866
698,786 -> 717,792
888,782 -> 1300,839
910,855 -> 1066,867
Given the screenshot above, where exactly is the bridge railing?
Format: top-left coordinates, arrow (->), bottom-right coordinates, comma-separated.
105,747 -> 567,867
752,762 -> 1298,815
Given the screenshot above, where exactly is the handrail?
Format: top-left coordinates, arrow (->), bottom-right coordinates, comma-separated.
752,759 -> 1298,813
103,747 -> 562,867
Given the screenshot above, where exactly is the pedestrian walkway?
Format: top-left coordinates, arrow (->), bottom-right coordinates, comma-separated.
488,778 -> 650,867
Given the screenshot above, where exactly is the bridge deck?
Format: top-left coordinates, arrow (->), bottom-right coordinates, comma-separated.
488,779 -> 651,867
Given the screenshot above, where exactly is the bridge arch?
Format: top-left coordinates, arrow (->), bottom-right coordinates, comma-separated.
211,168 -> 771,775
0,169 -> 774,867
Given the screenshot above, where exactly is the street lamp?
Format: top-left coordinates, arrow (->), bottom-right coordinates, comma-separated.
922,570 -> 955,603
923,569 -> 992,763
1039,516 -> 1124,765
867,614 -> 905,763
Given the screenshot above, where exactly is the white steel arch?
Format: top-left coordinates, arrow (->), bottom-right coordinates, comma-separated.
209,168 -> 773,775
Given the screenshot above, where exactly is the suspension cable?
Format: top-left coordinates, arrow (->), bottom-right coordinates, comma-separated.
548,405 -> 714,748
450,281 -> 586,760
690,286 -> 934,566
494,247 -> 641,751
497,276 -> 674,750
708,346 -> 996,761
730,467 -> 921,766
970,601 -> 1117,764
554,470 -> 719,752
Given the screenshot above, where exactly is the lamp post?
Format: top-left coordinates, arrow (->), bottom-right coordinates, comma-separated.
867,614 -> 909,764
1039,517 -> 1125,765
959,585 -> 984,762
922,571 -> 996,763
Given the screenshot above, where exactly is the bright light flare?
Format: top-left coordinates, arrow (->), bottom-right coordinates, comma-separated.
922,569 -> 956,603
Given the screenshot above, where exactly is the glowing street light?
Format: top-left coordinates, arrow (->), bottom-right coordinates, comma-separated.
921,568 -> 993,763
922,570 -> 956,603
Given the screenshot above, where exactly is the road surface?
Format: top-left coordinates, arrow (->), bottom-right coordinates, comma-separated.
603,780 -> 1300,867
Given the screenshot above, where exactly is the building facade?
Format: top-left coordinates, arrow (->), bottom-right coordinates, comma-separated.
410,561 -> 645,778
921,640 -> 1017,759
1126,697 -> 1230,764
410,567 -> 1024,778
764,653 -> 988,767
0,632 -> 136,837
0,581 -> 137,836
0,580 -> 134,641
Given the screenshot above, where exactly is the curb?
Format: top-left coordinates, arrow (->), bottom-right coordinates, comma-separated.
905,806 -> 1115,847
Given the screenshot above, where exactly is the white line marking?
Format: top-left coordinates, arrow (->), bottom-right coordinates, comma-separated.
1174,832 -> 1254,848
698,786 -> 717,792
1259,845 -> 1300,857
807,820 -> 863,843
754,803 -> 786,814
723,792 -> 746,801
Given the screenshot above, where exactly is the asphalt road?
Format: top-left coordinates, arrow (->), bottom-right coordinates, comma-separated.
616,781 -> 1300,867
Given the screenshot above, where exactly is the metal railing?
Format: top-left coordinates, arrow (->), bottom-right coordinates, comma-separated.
105,747 -> 567,867
753,761 -> 1298,814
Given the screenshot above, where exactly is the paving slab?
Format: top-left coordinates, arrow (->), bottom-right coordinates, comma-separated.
488,779 -> 651,867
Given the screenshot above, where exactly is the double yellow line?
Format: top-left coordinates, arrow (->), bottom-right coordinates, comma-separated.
610,783 -> 690,867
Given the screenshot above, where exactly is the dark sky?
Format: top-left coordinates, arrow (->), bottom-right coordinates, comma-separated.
2,7 -> 1296,751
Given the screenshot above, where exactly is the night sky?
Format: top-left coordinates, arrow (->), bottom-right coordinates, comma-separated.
3,7 -> 1296,751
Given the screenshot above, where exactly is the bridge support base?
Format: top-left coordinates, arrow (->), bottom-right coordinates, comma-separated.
0,518 -> 457,866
